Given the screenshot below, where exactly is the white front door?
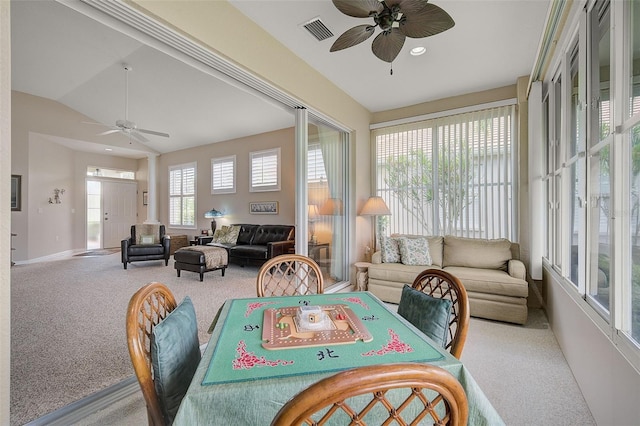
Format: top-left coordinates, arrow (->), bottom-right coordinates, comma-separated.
102,180 -> 138,248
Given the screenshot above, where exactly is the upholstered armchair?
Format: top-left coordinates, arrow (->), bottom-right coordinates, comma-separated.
121,224 -> 171,269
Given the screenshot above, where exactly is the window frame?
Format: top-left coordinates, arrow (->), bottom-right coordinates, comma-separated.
211,155 -> 236,195
250,147 -> 281,192
168,162 -> 197,229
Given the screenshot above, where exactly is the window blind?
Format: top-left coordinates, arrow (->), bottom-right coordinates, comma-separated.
372,104 -> 516,240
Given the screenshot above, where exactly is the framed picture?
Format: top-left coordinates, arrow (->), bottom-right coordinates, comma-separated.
249,201 -> 278,215
11,175 -> 21,211
143,191 -> 148,206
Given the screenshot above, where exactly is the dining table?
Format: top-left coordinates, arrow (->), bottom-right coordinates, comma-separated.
173,291 -> 505,425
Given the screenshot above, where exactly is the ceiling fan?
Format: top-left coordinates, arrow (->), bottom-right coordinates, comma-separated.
85,63 -> 169,144
330,0 -> 455,63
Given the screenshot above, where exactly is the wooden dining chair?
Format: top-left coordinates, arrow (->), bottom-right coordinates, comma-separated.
409,269 -> 470,359
126,282 -> 177,426
256,254 -> 324,297
271,363 -> 468,426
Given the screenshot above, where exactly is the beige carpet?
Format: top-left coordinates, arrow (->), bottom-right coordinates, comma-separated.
10,253 -> 258,425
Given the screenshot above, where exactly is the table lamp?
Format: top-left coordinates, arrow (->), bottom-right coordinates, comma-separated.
204,208 -> 224,234
308,204 -> 319,244
359,196 -> 391,252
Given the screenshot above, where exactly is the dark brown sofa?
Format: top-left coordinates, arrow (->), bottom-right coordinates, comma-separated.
208,224 -> 295,266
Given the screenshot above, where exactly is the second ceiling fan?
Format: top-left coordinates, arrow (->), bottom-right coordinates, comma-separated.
86,63 -> 170,144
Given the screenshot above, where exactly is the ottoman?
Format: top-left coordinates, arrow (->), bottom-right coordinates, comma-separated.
174,246 -> 228,282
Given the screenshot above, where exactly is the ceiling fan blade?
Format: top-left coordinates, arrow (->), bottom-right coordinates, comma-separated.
130,131 -> 150,144
82,121 -> 109,127
137,128 -> 170,138
372,28 -> 405,62
399,3 -> 455,38
332,0 -> 383,18
98,129 -> 121,136
330,25 -> 376,52
385,0 -> 430,15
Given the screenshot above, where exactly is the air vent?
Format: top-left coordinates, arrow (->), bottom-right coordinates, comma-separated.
302,17 -> 333,41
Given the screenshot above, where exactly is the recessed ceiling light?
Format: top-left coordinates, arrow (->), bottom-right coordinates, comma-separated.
105,148 -> 113,151
410,46 -> 426,56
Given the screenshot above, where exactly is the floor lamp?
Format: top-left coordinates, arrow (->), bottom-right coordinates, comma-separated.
360,196 -> 391,253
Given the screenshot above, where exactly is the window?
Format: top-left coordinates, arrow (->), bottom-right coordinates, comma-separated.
250,148 -> 280,192
543,0 -> 640,351
211,155 -> 236,194
373,104 -> 516,240
169,162 -> 196,227
308,144 -> 327,183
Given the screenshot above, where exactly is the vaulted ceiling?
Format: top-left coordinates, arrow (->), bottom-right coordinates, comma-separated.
11,0 -> 550,158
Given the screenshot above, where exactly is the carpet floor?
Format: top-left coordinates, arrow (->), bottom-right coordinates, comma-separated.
10,253 -> 258,425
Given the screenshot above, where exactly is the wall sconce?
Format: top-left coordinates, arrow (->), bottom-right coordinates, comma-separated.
48,188 -> 66,204
308,204 -> 319,244
204,208 -> 225,234
359,196 -> 391,252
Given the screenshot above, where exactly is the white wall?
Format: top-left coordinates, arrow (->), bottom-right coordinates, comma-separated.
544,264 -> 640,423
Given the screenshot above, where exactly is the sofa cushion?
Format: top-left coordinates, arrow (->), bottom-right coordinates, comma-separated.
398,237 -> 431,266
444,266 -> 528,298
380,236 -> 401,263
151,296 -> 201,424
252,225 -> 294,245
443,236 -> 512,270
368,262 -> 438,284
397,285 -> 452,347
230,245 -> 270,260
234,224 -> 260,245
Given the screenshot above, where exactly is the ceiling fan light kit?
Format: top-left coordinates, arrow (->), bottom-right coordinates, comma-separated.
330,0 -> 454,65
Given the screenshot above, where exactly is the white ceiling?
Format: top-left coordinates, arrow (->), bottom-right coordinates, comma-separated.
11,0 -> 550,158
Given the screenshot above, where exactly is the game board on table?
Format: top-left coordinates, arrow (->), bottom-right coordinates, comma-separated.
261,304 -> 373,350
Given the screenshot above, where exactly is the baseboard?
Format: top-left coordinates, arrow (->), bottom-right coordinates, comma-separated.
25,376 -> 139,426
14,249 -> 79,265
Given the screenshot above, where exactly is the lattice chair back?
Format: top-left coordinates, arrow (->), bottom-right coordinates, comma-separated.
126,282 -> 177,426
271,363 -> 469,426
411,269 -> 470,359
256,254 -> 324,297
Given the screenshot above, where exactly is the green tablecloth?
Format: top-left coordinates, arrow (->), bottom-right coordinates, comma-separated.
174,292 -> 505,425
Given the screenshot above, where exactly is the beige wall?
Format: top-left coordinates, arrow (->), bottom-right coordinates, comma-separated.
1,1 -> 10,420
11,91 -> 140,261
158,127 -> 296,236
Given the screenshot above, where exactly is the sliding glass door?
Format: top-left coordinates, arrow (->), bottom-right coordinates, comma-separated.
307,122 -> 349,287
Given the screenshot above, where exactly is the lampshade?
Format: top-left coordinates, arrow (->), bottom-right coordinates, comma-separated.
360,196 -> 391,216
319,198 -> 343,216
204,208 -> 224,218
308,204 -> 319,221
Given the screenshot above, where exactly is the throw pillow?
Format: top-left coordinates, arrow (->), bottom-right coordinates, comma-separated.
139,234 -> 155,244
397,237 -> 432,266
211,226 -> 231,243
397,285 -> 452,348
221,225 -> 241,244
380,236 -> 401,263
151,296 -> 201,424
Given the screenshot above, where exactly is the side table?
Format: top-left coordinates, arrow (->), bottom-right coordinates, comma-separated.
354,261 -> 371,291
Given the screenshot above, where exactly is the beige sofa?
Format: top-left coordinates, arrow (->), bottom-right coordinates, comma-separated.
367,235 -> 528,325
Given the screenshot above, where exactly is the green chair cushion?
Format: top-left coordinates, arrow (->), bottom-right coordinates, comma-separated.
397,284 -> 452,348
151,296 -> 201,424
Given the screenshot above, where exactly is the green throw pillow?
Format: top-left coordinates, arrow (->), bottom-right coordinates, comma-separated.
151,296 -> 201,424
397,284 -> 452,348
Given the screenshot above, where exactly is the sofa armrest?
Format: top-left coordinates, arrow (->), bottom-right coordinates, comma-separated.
162,235 -> 171,259
121,238 -> 133,263
267,240 -> 295,258
371,251 -> 382,264
508,259 -> 526,280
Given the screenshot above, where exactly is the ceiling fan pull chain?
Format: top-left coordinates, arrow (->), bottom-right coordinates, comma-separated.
390,62 -> 393,76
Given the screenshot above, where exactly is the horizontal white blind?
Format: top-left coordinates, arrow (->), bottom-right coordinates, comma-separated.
169,163 -> 196,227
372,104 -> 516,240
251,148 -> 280,192
308,144 -> 327,182
212,156 -> 236,194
